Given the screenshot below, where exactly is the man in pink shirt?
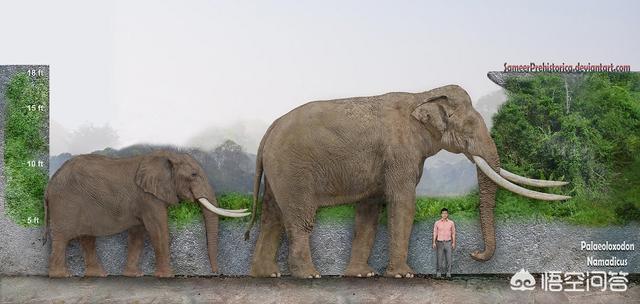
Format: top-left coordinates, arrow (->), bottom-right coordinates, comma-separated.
432,208 -> 456,278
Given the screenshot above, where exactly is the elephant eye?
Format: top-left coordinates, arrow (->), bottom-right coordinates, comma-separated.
191,173 -> 197,177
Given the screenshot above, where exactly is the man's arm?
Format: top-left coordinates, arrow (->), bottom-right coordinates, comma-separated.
432,221 -> 438,249
451,222 -> 456,250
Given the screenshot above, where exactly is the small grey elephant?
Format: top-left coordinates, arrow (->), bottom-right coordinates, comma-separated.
45,150 -> 250,278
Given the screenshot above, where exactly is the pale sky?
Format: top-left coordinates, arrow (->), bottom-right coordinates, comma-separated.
1,0 -> 638,153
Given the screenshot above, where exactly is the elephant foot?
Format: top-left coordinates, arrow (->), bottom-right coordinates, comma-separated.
123,267 -> 144,277
344,263 -> 376,278
250,271 -> 282,278
49,269 -> 71,278
384,263 -> 415,278
85,266 -> 108,277
291,272 -> 321,279
154,268 -> 174,278
290,265 -> 321,279
250,262 -> 281,278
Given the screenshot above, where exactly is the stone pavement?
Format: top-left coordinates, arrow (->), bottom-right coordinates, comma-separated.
1,275 -> 638,304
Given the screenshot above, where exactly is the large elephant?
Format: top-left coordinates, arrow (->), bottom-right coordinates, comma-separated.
245,85 -> 569,279
45,150 -> 250,278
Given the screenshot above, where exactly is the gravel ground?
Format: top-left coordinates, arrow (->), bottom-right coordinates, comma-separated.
1,275 -> 638,304
1,217 -> 638,276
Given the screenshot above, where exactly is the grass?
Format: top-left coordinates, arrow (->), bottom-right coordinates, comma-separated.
37,154 -> 640,229
3,72 -> 48,227
167,164 -> 640,227
498,154 -> 640,226
169,192 -> 485,227
168,192 -> 254,228
27,170 -> 637,228
315,194 -> 481,224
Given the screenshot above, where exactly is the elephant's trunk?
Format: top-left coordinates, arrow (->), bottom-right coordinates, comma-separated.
471,151 -> 499,261
196,186 -> 251,273
466,113 -> 570,261
200,187 -> 220,273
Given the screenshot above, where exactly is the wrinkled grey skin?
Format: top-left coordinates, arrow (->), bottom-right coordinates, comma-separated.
246,85 -> 501,279
45,150 -> 221,278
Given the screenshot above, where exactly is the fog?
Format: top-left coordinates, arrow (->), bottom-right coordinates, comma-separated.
1,0 -> 638,153
186,120 -> 269,155
50,121 -> 120,155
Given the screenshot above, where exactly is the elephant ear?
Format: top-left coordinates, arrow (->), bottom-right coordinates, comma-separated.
411,96 -> 448,137
411,85 -> 472,136
135,153 -> 179,204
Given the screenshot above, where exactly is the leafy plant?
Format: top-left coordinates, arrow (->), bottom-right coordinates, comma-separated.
491,72 -> 640,225
4,72 -> 49,227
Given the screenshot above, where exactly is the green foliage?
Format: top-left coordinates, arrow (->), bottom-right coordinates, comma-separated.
218,192 -> 253,210
315,194 -> 481,224
168,201 -> 202,228
4,72 -> 48,227
168,192 -> 255,227
492,72 -> 640,225
168,143 -> 640,227
610,154 -> 640,223
169,192 -> 483,226
316,205 -> 356,222
413,195 -> 479,222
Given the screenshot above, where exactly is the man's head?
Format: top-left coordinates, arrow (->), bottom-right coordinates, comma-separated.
441,208 -> 449,220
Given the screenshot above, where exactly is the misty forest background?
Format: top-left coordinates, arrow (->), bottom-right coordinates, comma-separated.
7,73 -> 639,227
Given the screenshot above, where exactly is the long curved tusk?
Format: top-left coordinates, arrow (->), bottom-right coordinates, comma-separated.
219,208 -> 250,213
499,168 -> 569,188
473,156 -> 571,201
198,198 -> 251,217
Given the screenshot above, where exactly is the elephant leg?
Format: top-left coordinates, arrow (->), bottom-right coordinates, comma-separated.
250,181 -> 284,278
123,225 -> 146,277
281,200 -> 319,279
48,233 -> 71,278
79,236 -> 107,277
141,207 -> 173,278
384,183 -> 416,278
345,198 -> 381,277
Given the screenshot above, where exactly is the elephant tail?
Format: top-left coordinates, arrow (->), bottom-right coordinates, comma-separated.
244,148 -> 263,241
42,192 -> 49,246
244,120 -> 279,241
243,134 -> 265,241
